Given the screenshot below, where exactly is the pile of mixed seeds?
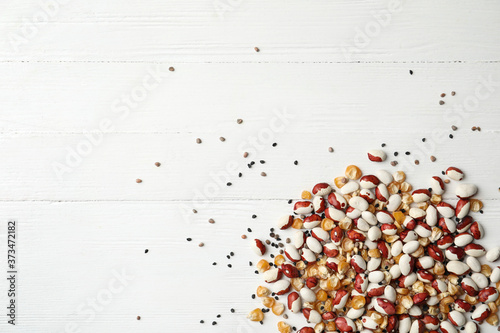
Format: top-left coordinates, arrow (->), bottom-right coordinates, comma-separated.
248,150 -> 500,333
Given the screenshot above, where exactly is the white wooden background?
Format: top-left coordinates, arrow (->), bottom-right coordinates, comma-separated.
0,1 -> 500,332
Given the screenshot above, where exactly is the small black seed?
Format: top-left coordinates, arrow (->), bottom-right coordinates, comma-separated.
480,210 -> 484,214
381,143 -> 386,147
238,172 -> 242,177
230,252 -> 234,256
200,320 -> 204,324
272,143 -> 277,147
213,262 -> 217,265
254,270 -> 258,274
231,308 -> 235,313
186,238 -> 192,241
294,160 -> 298,165
212,321 -> 217,325
442,171 -> 445,175
217,314 -> 221,318
288,200 -> 292,204
409,70 -> 413,75
405,151 -> 410,155
227,182 -> 232,186
145,249 -> 149,253
449,134 -> 454,139
227,264 -> 232,268
394,152 -> 399,156
270,254 -> 274,258
252,294 -> 256,299
252,214 -> 257,219
226,255 -> 230,259
247,228 -> 252,232
249,261 -> 252,266
250,161 -> 255,165
422,138 -> 426,142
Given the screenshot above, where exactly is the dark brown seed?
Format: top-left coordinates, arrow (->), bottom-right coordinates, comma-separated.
439,100 -> 445,105
208,218 -> 215,224
283,314 -> 288,319
192,209 -> 198,213
451,125 -> 457,131
237,119 -> 243,124
196,138 -> 202,144
136,179 -> 142,183
430,156 -> 437,162
155,162 -> 161,167
328,147 -> 334,153
414,160 -> 420,165
219,137 -> 226,142
169,67 -> 175,72
286,238 -> 291,243
390,161 -> 398,166
137,316 -> 141,320
451,91 -> 456,96
441,93 -> 446,98
254,47 -> 260,52
260,172 -> 267,177
243,152 -> 249,158
477,127 -> 481,131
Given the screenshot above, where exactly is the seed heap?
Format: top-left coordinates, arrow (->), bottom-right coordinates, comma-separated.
248,162 -> 500,333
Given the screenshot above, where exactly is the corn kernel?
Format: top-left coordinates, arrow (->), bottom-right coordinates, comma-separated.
277,321 -> 292,333
272,302 -> 285,316
274,255 -> 285,266
301,190 -> 312,200
247,308 -> 264,322
321,218 -> 334,231
334,176 -> 349,188
292,218 -> 303,229
393,211 -> 405,224
316,289 -> 328,302
262,296 -> 275,308
481,264 -> 492,277
352,296 -> 366,309
486,313 -> 499,326
256,286 -> 270,297
256,259 -> 270,273
345,165 -> 362,180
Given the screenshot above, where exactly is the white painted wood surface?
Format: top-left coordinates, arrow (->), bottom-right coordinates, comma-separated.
0,1 -> 499,332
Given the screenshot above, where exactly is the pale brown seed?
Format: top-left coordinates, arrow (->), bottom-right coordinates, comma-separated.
237,119 -> 243,124
414,160 -> 420,165
136,179 -> 142,183
169,67 -> 175,72
430,156 -> 437,162
243,152 -> 249,158
441,93 -> 446,98
261,172 -> 267,177
196,138 -> 202,144
451,91 -> 456,96
254,47 -> 260,52
241,235 -> 247,239
220,137 -> 226,142
439,100 -> 445,105
477,127 -> 481,131
390,161 -> 398,166
209,218 -> 215,224
328,147 -> 334,153
451,125 -> 457,131
198,242 -> 204,247
192,209 -> 197,213
137,316 -> 141,320
472,126 -> 477,131
444,179 -> 451,184
155,162 -> 161,167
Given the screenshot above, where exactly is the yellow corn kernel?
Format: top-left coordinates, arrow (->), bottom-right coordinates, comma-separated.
292,218 -> 303,229
291,277 -> 304,291
481,264 -> 492,277
326,322 -> 336,331
302,191 -> 312,200
256,286 -> 270,297
465,294 -> 478,305
430,194 -> 442,205
316,289 -> 328,302
352,296 -> 366,309
315,322 -> 326,332
486,313 -> 499,326
393,211 -> 406,224
400,182 -> 412,192
247,308 -> 264,322
393,171 -> 406,183
321,218 -> 334,231
256,259 -> 270,273
272,302 -> 285,316
345,165 -> 362,180
334,176 -> 349,188
274,255 -> 285,266
262,296 -> 275,308
470,199 -> 483,212
277,321 -> 292,333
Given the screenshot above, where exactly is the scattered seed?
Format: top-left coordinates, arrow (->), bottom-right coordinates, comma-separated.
293,160 -> 298,165
247,228 -> 252,232
405,151 -> 410,155
227,182 -> 232,186
200,320 -> 204,324
243,152 -> 249,158
260,172 -> 267,177
212,262 -> 217,265
238,172 -> 242,177
260,160 -> 265,164
472,126 -> 477,131
288,199 -> 292,204
451,91 -> 456,96
381,143 -> 386,147
477,127 -> 481,131
254,47 -> 260,52
209,218 -> 215,224
169,67 -> 175,72
414,160 -> 420,165
220,137 -> 226,142
422,138 -> 426,142
227,264 -> 232,268
409,70 -> 413,75
217,314 -> 221,318
231,309 -> 235,313
390,161 -> 398,166
452,125 -> 457,131
328,147 -> 334,153
155,162 -> 161,167
196,138 -> 202,144
449,134 -> 454,139
439,100 -> 445,105
237,119 -> 243,124
145,249 -> 149,253
137,316 -> 141,320
212,321 -> 217,325
198,242 -> 204,247
252,214 -> 257,219
272,143 -> 277,147
136,179 -> 142,183
283,314 -> 288,319
430,155 -> 436,162
192,209 -> 198,213
441,93 -> 446,98
186,238 -> 192,241
241,234 -> 247,239
286,238 -> 291,243
394,152 -> 399,156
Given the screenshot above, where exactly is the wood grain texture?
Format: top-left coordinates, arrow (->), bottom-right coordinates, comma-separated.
0,0 -> 499,332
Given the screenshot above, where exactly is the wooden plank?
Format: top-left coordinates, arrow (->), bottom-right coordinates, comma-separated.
0,62 -> 498,133
0,0 -> 499,62
1,200 -> 500,331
